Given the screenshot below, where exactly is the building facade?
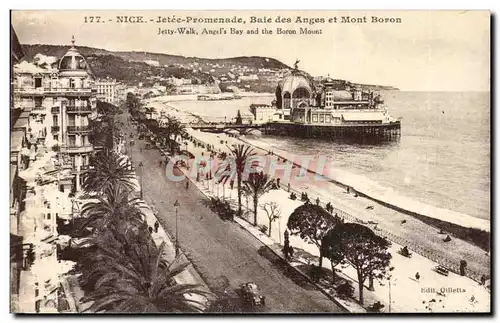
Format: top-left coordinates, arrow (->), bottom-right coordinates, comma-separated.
253,63 -> 396,126
13,39 -> 97,194
95,77 -> 118,105
11,37 -> 98,313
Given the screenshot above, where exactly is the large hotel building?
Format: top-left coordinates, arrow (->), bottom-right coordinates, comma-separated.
10,34 -> 98,313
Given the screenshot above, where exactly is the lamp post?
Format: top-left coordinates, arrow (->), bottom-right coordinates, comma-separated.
139,162 -> 144,199
174,199 -> 180,257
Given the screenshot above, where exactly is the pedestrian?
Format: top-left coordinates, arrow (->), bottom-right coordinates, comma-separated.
159,160 -> 162,167
415,272 -> 420,281
289,245 -> 294,259
185,181 -> 189,190
154,221 -> 159,233
148,227 -> 153,234
480,275 -> 486,286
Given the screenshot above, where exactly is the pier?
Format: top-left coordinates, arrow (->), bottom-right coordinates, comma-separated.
187,121 -> 401,141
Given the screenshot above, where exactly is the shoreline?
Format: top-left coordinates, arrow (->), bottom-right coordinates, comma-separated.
182,128 -> 489,281
237,137 -> 489,234
142,98 -> 489,233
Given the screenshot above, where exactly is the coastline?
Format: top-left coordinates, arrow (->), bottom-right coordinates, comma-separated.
182,127 -> 489,280
238,137 -> 490,233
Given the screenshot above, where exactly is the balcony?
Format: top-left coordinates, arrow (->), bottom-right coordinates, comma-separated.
51,107 -> 60,114
67,125 -> 91,134
13,87 -> 46,96
51,126 -> 60,133
62,145 -> 94,153
66,105 -> 92,114
43,87 -> 93,97
31,106 -> 47,113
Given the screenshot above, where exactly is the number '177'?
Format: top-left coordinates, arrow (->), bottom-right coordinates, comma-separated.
84,16 -> 101,23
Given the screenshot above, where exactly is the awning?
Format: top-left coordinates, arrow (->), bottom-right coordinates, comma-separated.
13,117 -> 28,130
341,112 -> 385,122
10,165 -> 17,187
11,131 -> 25,152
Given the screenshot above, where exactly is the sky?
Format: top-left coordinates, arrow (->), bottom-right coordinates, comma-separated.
11,10 -> 490,91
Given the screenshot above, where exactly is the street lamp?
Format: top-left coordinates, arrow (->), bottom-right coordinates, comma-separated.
174,199 -> 180,257
139,162 -> 144,199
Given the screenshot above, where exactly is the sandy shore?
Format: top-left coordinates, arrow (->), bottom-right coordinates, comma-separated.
177,130 -> 490,313
182,128 -> 489,283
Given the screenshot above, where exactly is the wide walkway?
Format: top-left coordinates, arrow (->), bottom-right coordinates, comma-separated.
124,118 -> 343,312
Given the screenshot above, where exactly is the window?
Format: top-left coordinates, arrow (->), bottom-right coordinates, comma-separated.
70,156 -> 76,168
325,115 -> 331,123
312,114 -> 318,122
69,79 -> 75,89
52,115 -> 58,126
319,115 -> 324,123
53,135 -> 58,141
34,97 -> 42,108
69,135 -> 76,147
68,115 -> 75,126
34,77 -> 42,88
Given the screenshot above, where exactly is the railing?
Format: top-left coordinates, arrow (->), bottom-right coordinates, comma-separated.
51,126 -> 60,132
51,107 -> 60,114
64,145 -> 93,153
66,105 -> 92,113
281,182 -> 485,284
67,125 -> 90,133
31,106 -> 46,112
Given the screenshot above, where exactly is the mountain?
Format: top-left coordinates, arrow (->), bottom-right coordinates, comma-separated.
20,44 -> 399,92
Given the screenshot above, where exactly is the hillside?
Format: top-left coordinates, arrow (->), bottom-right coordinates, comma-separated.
20,44 -> 399,92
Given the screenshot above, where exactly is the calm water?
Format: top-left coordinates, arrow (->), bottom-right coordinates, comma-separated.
171,92 -> 491,220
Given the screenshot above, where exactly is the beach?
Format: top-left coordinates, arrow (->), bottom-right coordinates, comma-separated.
174,129 -> 490,313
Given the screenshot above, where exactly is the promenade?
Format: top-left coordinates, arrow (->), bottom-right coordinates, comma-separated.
122,114 -> 344,312
180,128 -> 490,313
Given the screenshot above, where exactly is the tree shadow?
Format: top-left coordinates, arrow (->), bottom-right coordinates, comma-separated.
257,245 -> 315,290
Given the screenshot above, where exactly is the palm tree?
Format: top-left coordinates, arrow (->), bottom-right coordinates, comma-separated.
81,235 -> 211,313
216,144 -> 256,218
83,151 -> 137,195
242,171 -> 275,226
168,118 -> 186,153
79,184 -> 146,235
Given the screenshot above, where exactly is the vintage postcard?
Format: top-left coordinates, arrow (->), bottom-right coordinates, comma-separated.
10,10 -> 491,314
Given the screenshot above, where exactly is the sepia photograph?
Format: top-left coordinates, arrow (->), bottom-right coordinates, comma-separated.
9,9 -> 491,314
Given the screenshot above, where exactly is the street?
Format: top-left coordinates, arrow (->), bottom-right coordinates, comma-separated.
123,116 -> 344,313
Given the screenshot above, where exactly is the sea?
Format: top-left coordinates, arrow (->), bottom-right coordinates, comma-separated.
168,91 -> 491,221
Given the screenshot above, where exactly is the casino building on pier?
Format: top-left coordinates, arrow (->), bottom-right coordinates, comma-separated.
251,61 -> 401,140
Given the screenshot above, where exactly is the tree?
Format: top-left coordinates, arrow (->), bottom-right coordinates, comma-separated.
260,202 -> 281,236
168,118 -> 186,153
287,204 -> 338,268
216,144 -> 256,218
79,184 -> 146,235
80,233 -> 211,313
242,172 -> 275,226
83,151 -> 137,195
235,110 -> 243,125
329,223 -> 392,305
321,228 -> 346,284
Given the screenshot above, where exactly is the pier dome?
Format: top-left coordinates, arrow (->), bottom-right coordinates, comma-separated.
276,61 -> 316,109
58,36 -> 90,77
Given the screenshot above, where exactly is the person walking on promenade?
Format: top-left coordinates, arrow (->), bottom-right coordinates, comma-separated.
415,272 -> 420,282
154,221 -> 159,233
185,180 -> 189,191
